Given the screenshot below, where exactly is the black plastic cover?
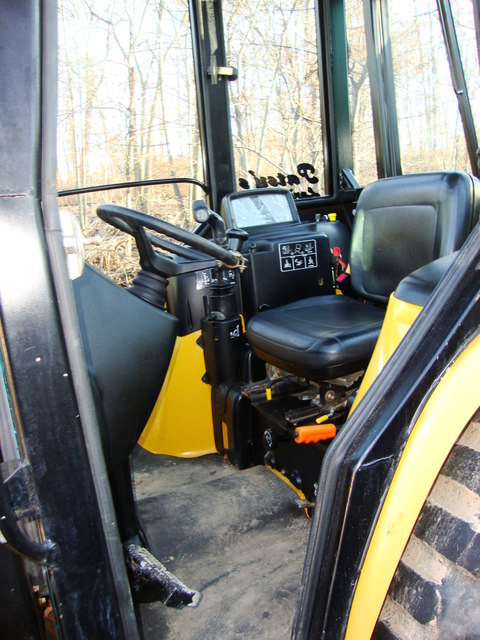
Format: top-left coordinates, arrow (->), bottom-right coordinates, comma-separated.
240,221 -> 350,320
73,265 -> 179,472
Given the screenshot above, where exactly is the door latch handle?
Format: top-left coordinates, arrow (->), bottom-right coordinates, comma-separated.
208,55 -> 238,85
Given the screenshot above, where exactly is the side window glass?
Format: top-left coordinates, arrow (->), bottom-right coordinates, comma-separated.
450,0 -> 480,141
223,1 -> 326,199
57,1 -> 203,283
388,0 -> 470,174
344,0 -> 378,185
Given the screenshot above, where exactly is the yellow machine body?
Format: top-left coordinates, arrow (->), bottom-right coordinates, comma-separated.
139,330 -> 215,457
346,293 -> 480,638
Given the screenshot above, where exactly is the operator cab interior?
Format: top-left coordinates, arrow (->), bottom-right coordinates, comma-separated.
3,1 -> 480,637
71,169 -> 479,623
185,170 -> 478,503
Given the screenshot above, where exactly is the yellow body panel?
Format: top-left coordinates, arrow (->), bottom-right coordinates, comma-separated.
138,330 -> 216,457
346,332 -> 480,639
350,293 -> 422,414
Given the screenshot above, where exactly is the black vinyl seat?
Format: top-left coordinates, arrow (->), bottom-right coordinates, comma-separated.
246,296 -> 384,380
394,252 -> 459,307
247,171 -> 480,381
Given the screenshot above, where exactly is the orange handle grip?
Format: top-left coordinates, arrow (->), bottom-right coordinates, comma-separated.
294,424 -> 337,444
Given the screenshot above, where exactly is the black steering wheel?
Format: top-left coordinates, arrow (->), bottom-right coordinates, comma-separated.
97,204 -> 240,278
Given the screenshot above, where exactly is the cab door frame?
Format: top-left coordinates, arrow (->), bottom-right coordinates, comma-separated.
0,2 -> 138,637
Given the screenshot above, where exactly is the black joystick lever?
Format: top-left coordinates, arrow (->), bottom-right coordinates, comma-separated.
226,228 -> 248,253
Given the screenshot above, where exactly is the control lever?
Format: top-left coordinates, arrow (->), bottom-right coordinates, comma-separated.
226,228 -> 248,253
193,200 -> 227,246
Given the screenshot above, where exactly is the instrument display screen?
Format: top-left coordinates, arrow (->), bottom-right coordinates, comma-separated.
222,188 -> 299,229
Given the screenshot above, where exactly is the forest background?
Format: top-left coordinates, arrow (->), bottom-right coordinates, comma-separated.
57,0 -> 479,283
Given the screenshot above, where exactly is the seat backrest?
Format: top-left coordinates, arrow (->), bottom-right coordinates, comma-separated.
350,171 -> 480,303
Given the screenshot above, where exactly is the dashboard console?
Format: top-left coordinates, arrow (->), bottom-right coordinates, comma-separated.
167,188 -> 350,334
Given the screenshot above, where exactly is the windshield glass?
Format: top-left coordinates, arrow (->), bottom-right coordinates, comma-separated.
57,0 -> 204,282
223,0 -> 326,199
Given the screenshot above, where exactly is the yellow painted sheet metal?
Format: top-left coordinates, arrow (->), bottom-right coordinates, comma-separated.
350,294 -> 422,414
138,330 -> 216,457
346,332 -> 480,639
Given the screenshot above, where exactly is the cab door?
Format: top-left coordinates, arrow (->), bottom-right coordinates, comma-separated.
0,3 -> 138,637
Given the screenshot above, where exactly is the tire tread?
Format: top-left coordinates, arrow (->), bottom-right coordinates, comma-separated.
375,416 -> 480,639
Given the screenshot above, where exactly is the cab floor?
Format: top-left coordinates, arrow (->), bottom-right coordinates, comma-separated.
131,447 -> 311,639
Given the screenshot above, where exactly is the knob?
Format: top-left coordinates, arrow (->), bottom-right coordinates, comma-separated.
226,228 -> 248,253
264,428 -> 276,450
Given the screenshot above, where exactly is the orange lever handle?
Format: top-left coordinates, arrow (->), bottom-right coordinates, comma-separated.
294,424 -> 337,444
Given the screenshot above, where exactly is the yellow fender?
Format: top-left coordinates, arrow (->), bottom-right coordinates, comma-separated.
346,295 -> 480,638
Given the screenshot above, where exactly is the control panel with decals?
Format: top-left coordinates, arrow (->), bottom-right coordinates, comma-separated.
239,220 -> 349,320
220,188 -> 350,319
166,188 -> 349,334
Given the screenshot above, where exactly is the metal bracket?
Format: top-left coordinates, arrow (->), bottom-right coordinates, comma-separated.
340,168 -> 361,190
208,55 -> 238,85
216,252 -> 247,273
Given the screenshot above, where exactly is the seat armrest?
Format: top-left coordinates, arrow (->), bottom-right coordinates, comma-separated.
394,252 -> 458,307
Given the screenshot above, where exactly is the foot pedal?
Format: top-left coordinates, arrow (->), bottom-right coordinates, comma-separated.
125,544 -> 201,608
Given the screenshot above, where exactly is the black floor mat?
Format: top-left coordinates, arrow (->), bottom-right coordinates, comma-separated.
132,448 -> 311,639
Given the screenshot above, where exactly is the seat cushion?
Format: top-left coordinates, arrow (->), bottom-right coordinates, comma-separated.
246,295 -> 385,380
